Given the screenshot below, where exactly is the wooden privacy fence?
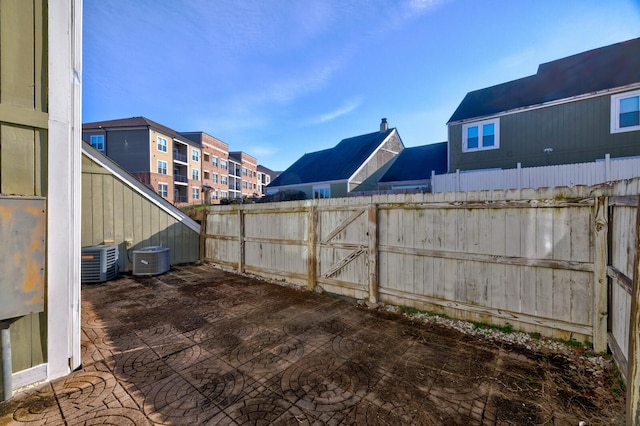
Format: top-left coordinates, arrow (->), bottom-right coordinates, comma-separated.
202,180 -> 640,421
204,187 -> 607,343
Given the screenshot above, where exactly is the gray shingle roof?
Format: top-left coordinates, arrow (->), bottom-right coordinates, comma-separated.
449,38 -> 640,123
378,142 -> 447,183
83,116 -> 196,145
269,128 -> 396,187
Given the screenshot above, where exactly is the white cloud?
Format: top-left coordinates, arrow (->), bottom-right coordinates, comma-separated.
307,97 -> 364,124
401,0 -> 450,20
245,145 -> 277,157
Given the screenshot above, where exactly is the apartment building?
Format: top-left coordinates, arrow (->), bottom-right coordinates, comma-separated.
180,131 -> 230,204
228,151 -> 258,199
82,117 -> 202,205
83,117 -> 271,204
257,165 -> 277,196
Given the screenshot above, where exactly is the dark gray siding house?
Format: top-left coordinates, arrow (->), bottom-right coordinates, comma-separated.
267,119 -> 404,199
448,38 -> 640,172
354,142 -> 448,193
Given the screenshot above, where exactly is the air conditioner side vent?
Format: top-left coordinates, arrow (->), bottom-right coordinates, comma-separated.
81,245 -> 119,283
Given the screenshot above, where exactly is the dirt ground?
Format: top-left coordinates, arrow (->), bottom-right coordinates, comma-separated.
0,264 -> 626,425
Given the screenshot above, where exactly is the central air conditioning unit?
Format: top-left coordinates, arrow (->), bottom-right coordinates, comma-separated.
132,246 -> 170,276
81,244 -> 119,283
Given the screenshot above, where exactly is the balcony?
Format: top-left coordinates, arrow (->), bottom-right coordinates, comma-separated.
173,152 -> 187,163
174,174 -> 188,184
174,195 -> 188,203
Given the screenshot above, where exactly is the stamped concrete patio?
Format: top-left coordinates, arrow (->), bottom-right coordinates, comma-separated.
0,264 -> 625,425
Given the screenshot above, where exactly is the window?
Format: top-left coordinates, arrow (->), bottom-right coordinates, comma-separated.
90,135 -> 104,151
313,185 -> 330,199
213,156 -> 218,167
191,149 -> 199,162
213,190 -> 218,200
221,191 -> 228,199
203,153 -> 210,162
221,175 -> 228,185
611,90 -> 640,133
192,168 -> 199,180
462,118 -> 500,152
220,159 -> 228,170
192,187 -> 200,200
157,160 -> 167,174
242,167 -> 247,176
242,181 -> 248,189
157,183 -> 168,198
157,136 -> 167,152
213,173 -> 218,184
203,171 -> 210,180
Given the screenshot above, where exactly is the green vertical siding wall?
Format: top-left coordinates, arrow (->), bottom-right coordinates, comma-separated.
0,0 -> 48,373
82,154 -> 200,272
449,93 -> 640,171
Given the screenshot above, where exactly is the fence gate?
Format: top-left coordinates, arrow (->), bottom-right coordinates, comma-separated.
607,195 -> 638,383
314,205 -> 377,302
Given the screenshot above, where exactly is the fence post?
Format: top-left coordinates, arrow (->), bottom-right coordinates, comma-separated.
605,153 -> 611,182
199,207 -> 207,262
307,205 -> 317,292
368,203 -> 379,303
593,196 -> 608,353
431,170 -> 435,193
456,169 -> 460,192
517,162 -> 522,190
627,196 -> 640,425
238,208 -> 245,273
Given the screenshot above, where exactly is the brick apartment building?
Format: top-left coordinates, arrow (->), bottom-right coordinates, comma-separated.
229,151 -> 258,199
83,117 -> 268,205
180,131 -> 231,203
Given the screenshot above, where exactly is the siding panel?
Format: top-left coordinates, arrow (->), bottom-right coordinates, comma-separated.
1,125 -> 36,195
449,94 -> 640,172
1,0 -> 48,376
0,0 -> 35,108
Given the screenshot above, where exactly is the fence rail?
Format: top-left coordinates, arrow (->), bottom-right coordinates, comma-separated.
433,154 -> 640,193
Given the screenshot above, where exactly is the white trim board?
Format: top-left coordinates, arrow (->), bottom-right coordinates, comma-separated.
12,364 -> 47,392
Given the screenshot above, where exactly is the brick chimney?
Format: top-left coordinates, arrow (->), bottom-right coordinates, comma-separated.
380,118 -> 388,132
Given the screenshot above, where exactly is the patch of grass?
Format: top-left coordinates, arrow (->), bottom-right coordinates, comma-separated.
180,204 -> 209,222
472,321 -> 514,334
528,332 -> 541,340
560,338 -> 588,348
609,368 -> 626,397
397,305 -> 449,319
399,306 -> 420,315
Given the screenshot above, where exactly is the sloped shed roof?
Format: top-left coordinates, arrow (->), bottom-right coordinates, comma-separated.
269,128 -> 396,187
449,37 -> 640,123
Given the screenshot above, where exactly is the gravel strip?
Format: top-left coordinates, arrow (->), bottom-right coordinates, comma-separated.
380,304 -> 615,381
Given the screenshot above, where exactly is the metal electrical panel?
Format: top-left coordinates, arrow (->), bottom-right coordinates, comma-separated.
0,196 -> 46,321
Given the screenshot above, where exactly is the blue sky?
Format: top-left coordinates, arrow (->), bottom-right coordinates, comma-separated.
83,0 -> 640,171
